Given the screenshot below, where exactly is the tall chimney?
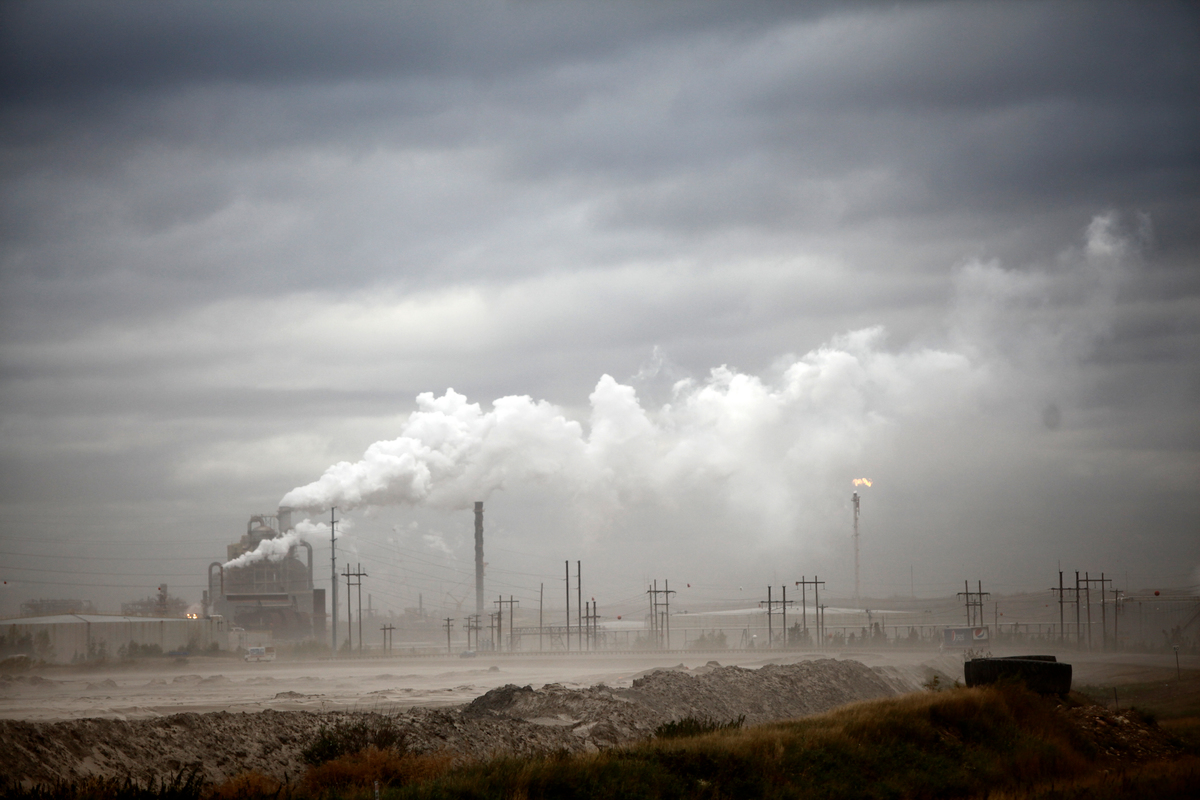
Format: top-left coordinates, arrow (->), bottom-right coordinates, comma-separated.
277,506 -> 293,533
474,501 -> 484,620
852,492 -> 861,606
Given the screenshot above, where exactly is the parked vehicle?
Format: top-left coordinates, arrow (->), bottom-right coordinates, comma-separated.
244,645 -> 276,662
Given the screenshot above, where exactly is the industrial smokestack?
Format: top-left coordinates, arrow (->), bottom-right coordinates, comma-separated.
474,501 -> 484,620
852,491 -> 861,605
277,506 -> 293,533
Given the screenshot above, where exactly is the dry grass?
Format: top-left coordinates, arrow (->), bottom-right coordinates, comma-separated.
389,684 -> 1128,799
1076,667 -> 1200,721
982,755 -> 1200,799
206,770 -> 284,799
301,748 -> 456,796
10,684 -> 1192,799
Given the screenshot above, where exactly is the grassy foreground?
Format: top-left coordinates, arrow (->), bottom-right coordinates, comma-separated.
6,684 -> 1198,799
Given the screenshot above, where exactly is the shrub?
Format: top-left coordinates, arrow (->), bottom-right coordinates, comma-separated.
301,712 -> 408,766
655,715 -> 745,739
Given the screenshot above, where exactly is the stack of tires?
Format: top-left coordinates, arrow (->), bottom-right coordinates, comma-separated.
963,655 -> 1072,695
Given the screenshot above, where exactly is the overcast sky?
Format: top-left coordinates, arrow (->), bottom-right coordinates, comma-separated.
1,1 -> 1197,620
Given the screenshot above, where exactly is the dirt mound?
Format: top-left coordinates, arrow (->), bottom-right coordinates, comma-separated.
624,660 -> 900,725
0,658 -> 905,789
1065,703 -> 1181,762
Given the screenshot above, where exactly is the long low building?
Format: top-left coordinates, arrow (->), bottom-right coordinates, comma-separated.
1,614 -> 227,664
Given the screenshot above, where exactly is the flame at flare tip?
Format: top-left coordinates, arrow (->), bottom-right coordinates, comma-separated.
852,478 -> 873,487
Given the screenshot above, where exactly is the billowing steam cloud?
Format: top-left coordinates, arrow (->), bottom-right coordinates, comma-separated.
221,518 -> 340,569
279,335 -> 976,516
281,215 -> 1131,535
223,530 -> 307,569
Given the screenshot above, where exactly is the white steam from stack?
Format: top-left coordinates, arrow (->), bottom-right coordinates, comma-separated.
279,215 -> 1133,546
222,518 -> 336,569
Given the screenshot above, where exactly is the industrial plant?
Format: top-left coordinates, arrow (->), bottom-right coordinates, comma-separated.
206,507 -> 326,640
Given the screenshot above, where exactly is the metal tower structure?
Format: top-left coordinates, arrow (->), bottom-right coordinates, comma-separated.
852,491 -> 861,605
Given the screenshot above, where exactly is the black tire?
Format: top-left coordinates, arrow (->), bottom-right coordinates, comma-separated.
964,657 -> 1072,695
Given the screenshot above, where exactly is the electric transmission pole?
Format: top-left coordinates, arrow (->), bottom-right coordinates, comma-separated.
342,563 -> 366,653
495,596 -> 519,652
647,580 -> 676,649
957,580 -> 990,627
330,507 -> 338,656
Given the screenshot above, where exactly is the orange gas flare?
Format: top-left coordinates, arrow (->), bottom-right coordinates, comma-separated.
852,478 -> 873,487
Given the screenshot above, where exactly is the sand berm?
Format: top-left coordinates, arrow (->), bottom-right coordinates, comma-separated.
0,658 -> 921,787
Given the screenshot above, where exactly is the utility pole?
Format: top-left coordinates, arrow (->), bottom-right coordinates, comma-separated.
764,586 -> 772,649
342,563 -> 366,653
782,585 -> 788,645
539,583 -> 544,652
356,563 -> 366,652
1080,573 -> 1089,647
1100,572 -> 1107,650
760,587 -> 795,649
576,561 -> 583,651
565,561 -> 571,652
584,600 -> 600,650
1079,573 -> 1112,651
443,617 -> 454,654
815,575 -> 822,645
1056,571 -> 1064,642
488,612 -> 499,651
495,595 -> 502,652
647,581 -> 676,649
957,580 -> 990,627
1051,573 -> 1079,643
648,580 -> 657,645
1085,572 -> 1092,649
330,507 -> 338,657
664,579 -> 674,650
341,564 -> 354,653
467,614 -> 480,650
495,596 -> 519,652
795,577 -> 826,645
380,623 -> 394,654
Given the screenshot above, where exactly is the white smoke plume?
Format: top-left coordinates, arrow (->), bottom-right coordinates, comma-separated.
278,333 -> 980,518
281,215 -> 1129,536
295,517 -> 340,540
223,530 -> 307,569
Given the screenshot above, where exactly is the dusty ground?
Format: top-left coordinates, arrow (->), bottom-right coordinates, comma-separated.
0,657 -> 917,787
0,647 -> 1192,790
0,649 -> 941,722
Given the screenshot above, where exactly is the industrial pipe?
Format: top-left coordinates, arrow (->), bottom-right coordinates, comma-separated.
208,562 -> 224,605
